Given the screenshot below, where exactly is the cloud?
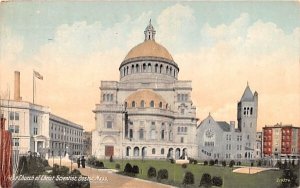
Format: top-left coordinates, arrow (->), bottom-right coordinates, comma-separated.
156,3 -> 196,53
176,13 -> 300,129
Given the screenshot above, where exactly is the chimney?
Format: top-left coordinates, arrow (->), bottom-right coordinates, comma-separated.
14,71 -> 22,101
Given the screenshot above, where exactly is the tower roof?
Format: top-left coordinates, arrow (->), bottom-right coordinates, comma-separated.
240,84 -> 254,101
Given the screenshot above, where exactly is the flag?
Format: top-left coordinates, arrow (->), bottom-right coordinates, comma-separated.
33,71 -> 43,80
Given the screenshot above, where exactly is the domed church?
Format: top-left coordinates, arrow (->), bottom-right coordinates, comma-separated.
92,21 -> 198,159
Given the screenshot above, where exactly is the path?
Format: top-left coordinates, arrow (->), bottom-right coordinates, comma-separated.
50,158 -> 174,188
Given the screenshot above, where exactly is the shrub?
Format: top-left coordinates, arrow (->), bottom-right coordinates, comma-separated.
257,160 -> 262,167
203,161 -> 208,165
236,161 -> 241,166
132,165 -> 139,174
94,161 -> 104,168
229,160 -> 235,168
182,164 -> 187,169
109,155 -> 113,162
87,156 -> 97,165
276,161 -> 282,169
193,160 -> 198,164
115,163 -> 120,170
182,171 -> 194,185
209,159 -> 215,166
124,163 -> 133,173
147,166 -> 157,178
214,159 -> 218,165
212,176 -> 223,187
157,169 -> 168,181
170,159 -> 175,164
222,161 -> 226,167
200,173 -> 212,187
251,162 -> 254,167
280,168 -> 299,188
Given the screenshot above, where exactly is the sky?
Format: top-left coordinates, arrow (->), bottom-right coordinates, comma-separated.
0,1 -> 299,131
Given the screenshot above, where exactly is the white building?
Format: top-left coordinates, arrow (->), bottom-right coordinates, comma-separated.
0,72 -> 84,158
92,21 -> 198,159
196,84 -> 259,161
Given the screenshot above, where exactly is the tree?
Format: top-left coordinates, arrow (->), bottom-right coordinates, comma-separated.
209,160 -> 215,166
182,171 -> 194,185
147,166 -> 157,178
212,176 -> 223,187
124,163 -> 133,174
182,164 -> 187,169
132,165 -> 139,174
203,161 -> 208,165
157,169 -> 168,181
222,161 -> 226,167
229,160 -> 235,168
199,173 -> 212,187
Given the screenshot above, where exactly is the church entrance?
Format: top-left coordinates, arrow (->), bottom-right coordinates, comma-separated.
105,146 -> 114,157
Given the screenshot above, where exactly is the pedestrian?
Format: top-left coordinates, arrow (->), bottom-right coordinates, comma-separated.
77,157 -> 81,168
81,156 -> 86,168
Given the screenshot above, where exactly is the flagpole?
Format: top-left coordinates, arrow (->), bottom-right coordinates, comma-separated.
33,71 -> 35,104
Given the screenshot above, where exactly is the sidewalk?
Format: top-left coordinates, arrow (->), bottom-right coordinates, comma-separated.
50,158 -> 174,188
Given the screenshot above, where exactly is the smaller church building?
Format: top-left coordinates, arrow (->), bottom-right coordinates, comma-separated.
197,84 -> 259,161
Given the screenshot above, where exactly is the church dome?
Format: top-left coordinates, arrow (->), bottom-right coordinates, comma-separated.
125,89 -> 167,109
119,20 -> 179,82
124,40 -> 174,62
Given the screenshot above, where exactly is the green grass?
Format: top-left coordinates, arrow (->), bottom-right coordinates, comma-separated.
99,159 -> 284,188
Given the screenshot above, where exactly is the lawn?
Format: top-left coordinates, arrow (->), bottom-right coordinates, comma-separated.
100,159 -> 283,188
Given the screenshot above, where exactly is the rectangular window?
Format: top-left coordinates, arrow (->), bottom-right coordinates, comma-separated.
181,137 -> 184,143
106,121 -> 112,129
15,125 -> 19,133
15,112 -> 19,121
9,112 -> 14,120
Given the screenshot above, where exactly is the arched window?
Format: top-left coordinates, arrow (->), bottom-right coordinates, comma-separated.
143,63 -> 146,72
110,94 -> 113,101
103,94 -> 106,101
166,66 -> 169,74
155,64 -> 158,72
161,130 -> 165,140
134,147 -> 139,156
148,63 -> 152,72
150,100 -> 154,108
123,67 -> 126,76
131,65 -> 134,73
136,64 -> 139,73
159,102 -> 162,108
132,101 -> 136,108
139,129 -> 144,140
170,67 -> 173,75
161,148 -> 165,154
166,103 -> 168,109
126,146 -> 131,156
250,107 -> 253,115
141,100 -> 145,108
160,65 -> 163,73
152,148 -> 156,154
126,66 -> 129,75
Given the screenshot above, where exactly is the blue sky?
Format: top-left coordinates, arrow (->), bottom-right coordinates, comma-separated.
0,2 -> 299,130
1,1 -> 299,56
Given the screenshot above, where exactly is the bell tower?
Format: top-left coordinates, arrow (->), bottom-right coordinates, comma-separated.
237,83 -> 258,159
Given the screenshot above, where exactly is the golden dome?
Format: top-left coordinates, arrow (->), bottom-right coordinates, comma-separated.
124,40 -> 174,61
125,89 -> 167,108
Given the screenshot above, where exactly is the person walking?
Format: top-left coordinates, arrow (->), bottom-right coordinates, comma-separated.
77,157 -> 81,168
81,156 -> 86,168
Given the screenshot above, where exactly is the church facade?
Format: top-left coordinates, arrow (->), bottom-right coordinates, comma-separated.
196,84 -> 259,161
92,21 -> 198,159
92,22 -> 259,161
